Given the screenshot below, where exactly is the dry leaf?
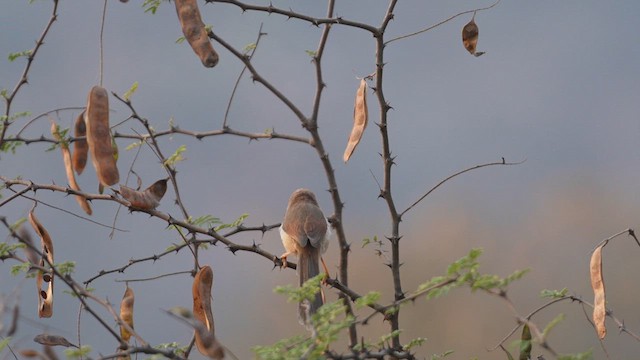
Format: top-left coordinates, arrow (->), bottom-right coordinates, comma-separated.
590,245 -> 606,339
175,0 -> 219,68
19,349 -> 47,360
72,111 -> 88,175
193,266 -> 224,359
29,209 -> 54,318
118,178 -> 168,210
85,86 -> 120,187
120,286 -> 135,342
51,121 -> 92,215
462,14 -> 484,57
343,79 -> 368,163
33,334 -> 77,348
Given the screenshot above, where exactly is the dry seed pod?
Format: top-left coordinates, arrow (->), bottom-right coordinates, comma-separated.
19,350 -> 47,360
175,0 -> 219,67
343,79 -> 368,163
462,13 -> 484,57
50,121 -> 92,215
33,334 -> 78,348
28,209 -> 54,318
118,178 -> 169,210
72,111 -> 88,175
192,266 -> 224,359
120,286 -> 135,342
85,86 -> 120,187
590,245 -> 606,339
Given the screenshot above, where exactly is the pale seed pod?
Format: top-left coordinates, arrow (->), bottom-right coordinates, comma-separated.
28,209 -> 54,318
343,79 -> 368,163
120,286 -> 135,342
590,245 -> 606,339
175,0 -> 219,68
50,121 -> 92,215
72,111 -> 88,175
85,86 -> 120,187
193,266 -> 224,359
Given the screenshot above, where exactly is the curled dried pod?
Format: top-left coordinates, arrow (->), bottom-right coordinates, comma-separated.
175,0 -> 219,67
33,334 -> 78,348
343,78 -> 368,163
193,266 -> 224,359
50,121 -> 92,215
72,111 -> 88,175
85,86 -> 120,187
462,13 -> 484,57
120,286 -> 135,342
590,245 -> 606,339
29,209 -> 54,318
117,178 -> 169,210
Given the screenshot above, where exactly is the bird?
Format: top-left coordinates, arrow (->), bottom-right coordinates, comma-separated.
280,188 -> 331,328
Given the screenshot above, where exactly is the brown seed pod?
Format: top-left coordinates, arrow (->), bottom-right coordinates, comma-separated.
50,121 -> 92,215
590,245 -> 606,339
28,209 -> 54,318
120,286 -> 135,342
72,111 -> 88,175
118,178 -> 168,210
462,13 -> 484,57
175,0 -> 219,68
343,78 -> 368,163
85,86 -> 120,187
18,349 -> 47,360
193,266 -> 224,359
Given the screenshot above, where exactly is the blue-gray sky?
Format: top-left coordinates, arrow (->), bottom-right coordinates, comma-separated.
2,1 -> 640,359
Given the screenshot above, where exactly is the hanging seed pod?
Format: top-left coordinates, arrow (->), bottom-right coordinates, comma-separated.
117,178 -> 169,210
343,78 -> 368,163
175,0 -> 219,68
72,111 -> 88,175
462,13 -> 484,57
85,86 -> 120,187
28,209 -> 54,318
50,121 -> 92,215
120,286 -> 135,342
192,266 -> 224,359
590,245 -> 606,339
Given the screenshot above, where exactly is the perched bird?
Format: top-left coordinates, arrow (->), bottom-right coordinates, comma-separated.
280,188 -> 331,327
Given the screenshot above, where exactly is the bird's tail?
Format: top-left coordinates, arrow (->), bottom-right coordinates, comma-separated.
298,246 -> 322,328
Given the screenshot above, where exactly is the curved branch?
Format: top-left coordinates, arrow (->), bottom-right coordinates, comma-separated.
384,0 -> 502,45
400,158 -> 524,218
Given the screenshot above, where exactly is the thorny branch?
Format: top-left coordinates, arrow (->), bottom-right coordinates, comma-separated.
1,0 -> 59,152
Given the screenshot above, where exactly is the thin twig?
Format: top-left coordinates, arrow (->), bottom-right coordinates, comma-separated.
115,270 -> 192,283
99,0 -> 107,86
400,158 -> 524,217
384,0 -> 502,45
223,23 -> 266,128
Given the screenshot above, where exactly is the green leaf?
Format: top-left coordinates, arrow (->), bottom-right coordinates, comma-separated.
0,242 -> 26,258
55,261 -> 76,276
354,291 -> 381,309
11,262 -> 30,276
175,36 -> 186,44
304,50 -> 317,57
64,345 -> 91,359
142,0 -> 162,14
243,42 -> 257,54
557,349 -> 593,360
519,324 -> 532,360
540,288 -> 568,299
123,81 -> 139,101
430,350 -> 454,360
164,145 -> 186,167
214,213 -> 249,231
0,337 -> 11,352
8,50 -> 32,62
125,141 -> 143,151
377,330 -> 402,347
542,313 -> 565,339
403,337 -> 427,351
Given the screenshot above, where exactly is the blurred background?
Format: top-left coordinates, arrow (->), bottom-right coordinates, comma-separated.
2,0 -> 640,358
